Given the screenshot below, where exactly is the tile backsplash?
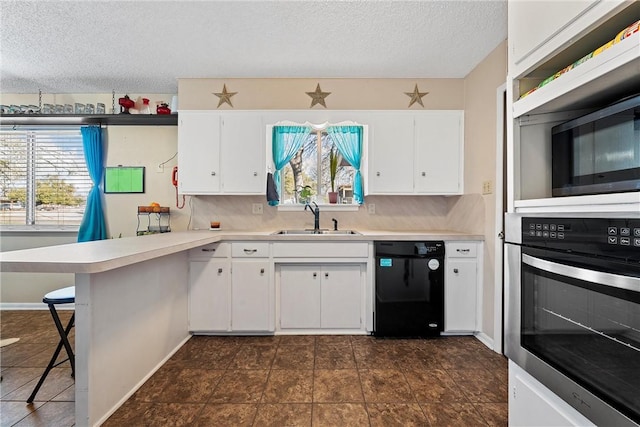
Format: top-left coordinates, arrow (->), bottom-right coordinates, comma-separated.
189,194 -> 484,234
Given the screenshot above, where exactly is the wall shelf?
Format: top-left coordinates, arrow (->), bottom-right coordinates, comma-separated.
137,207 -> 171,236
0,113 -> 178,126
513,30 -> 639,118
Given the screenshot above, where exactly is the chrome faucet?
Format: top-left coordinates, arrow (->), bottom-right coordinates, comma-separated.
305,202 -> 320,233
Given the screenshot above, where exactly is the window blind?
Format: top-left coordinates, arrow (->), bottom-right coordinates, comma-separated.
0,126 -> 90,226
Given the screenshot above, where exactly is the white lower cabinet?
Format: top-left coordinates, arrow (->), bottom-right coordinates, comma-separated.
188,242 -> 273,333
280,265 -> 320,329
509,361 -> 596,427
231,259 -> 272,331
188,243 -> 231,332
320,265 -> 361,329
444,241 -> 480,333
189,258 -> 231,331
279,264 -> 362,330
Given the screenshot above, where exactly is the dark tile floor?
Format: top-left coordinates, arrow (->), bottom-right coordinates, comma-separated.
1,310 -> 508,426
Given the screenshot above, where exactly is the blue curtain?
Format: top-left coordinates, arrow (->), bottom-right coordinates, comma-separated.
270,125 -> 311,206
327,126 -> 364,204
77,126 -> 107,242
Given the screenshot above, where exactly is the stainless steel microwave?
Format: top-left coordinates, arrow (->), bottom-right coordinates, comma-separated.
552,94 -> 640,197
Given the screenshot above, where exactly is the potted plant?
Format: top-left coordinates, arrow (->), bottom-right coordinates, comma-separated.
328,146 -> 340,204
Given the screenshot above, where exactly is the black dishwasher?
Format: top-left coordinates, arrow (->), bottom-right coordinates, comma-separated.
374,241 -> 445,337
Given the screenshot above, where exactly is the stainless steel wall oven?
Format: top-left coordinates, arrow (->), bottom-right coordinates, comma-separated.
505,213 -> 640,426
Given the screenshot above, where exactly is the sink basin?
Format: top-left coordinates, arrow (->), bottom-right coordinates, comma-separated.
272,229 -> 361,235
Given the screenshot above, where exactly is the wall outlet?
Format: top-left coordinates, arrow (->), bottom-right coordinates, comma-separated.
482,180 -> 493,195
367,203 -> 376,214
156,164 -> 164,173
252,203 -> 263,215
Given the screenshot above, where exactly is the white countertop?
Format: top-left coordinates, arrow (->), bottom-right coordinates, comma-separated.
0,229 -> 483,273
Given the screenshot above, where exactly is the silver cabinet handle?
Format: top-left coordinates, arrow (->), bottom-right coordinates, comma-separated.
456,248 -> 470,253
421,171 -> 426,177
253,172 -> 258,176
243,249 -> 257,254
376,171 -> 381,177
260,268 -> 265,274
313,272 -> 317,278
218,268 -> 223,274
325,272 -> 329,278
453,268 -> 459,274
201,248 -> 216,252
211,171 -> 216,176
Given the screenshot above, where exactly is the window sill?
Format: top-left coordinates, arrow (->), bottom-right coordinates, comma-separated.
277,204 -> 361,212
0,225 -> 79,233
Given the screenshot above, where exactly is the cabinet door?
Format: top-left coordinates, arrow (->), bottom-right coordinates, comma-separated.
221,114 -> 265,194
415,111 -> 463,194
368,113 -> 414,194
508,0 -> 599,73
510,362 -> 597,426
231,259 -> 272,331
178,111 -> 221,194
320,265 -> 362,329
189,259 -> 230,331
445,258 -> 477,332
280,265 -> 321,329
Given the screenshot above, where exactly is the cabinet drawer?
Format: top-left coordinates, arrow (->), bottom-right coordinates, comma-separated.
446,242 -> 477,258
272,242 -> 368,258
189,242 -> 230,259
231,242 -> 270,258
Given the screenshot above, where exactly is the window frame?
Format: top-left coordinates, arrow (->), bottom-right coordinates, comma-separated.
0,125 -> 90,230
268,120 -> 366,210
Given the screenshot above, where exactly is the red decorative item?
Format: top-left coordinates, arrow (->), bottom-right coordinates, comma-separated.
141,98 -> 151,114
156,103 -> 171,115
118,95 -> 135,114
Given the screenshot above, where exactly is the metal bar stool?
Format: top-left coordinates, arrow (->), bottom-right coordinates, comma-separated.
27,286 -> 75,403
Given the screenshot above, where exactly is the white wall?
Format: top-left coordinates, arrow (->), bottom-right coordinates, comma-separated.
463,40 -> 508,341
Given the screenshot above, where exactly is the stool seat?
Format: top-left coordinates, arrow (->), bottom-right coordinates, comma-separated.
43,286 -> 75,305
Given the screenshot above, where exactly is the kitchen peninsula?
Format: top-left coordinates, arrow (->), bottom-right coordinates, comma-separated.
0,229 -> 482,426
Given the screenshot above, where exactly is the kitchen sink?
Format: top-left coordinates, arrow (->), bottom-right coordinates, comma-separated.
272,229 -> 361,235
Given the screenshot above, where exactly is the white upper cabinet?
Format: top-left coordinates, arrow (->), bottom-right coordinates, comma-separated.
178,111 -> 266,195
220,113 -> 265,193
508,1 -> 638,117
414,111 -> 463,194
366,111 -> 464,195
178,111 -> 221,194
509,0 -> 599,75
178,110 -> 463,196
368,113 -> 415,194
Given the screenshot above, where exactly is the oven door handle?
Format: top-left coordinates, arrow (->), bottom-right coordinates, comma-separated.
523,253 -> 640,293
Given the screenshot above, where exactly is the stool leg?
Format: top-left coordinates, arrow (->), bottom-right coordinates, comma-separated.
51,310 -> 75,377
26,308 -> 75,403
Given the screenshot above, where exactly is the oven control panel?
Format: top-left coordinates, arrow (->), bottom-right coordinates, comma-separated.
522,217 -> 640,260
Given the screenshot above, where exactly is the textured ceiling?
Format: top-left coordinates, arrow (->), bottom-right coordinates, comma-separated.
0,0 -> 507,94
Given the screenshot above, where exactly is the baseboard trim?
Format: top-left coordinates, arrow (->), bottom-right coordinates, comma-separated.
475,331 -> 495,351
0,303 -> 74,310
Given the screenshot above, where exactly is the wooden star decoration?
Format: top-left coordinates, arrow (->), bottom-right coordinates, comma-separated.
405,84 -> 429,107
306,84 -> 331,108
213,84 -> 237,108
